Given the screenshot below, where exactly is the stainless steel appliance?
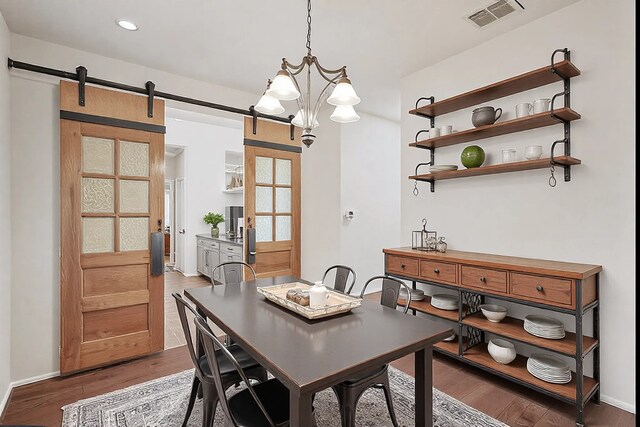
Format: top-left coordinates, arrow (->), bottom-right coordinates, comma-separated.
225,206 -> 243,239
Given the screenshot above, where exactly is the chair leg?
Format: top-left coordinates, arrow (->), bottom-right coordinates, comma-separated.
182,375 -> 200,427
201,381 -> 219,427
332,385 -> 362,427
380,375 -> 400,427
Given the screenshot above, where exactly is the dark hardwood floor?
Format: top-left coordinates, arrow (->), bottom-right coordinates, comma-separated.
1,274 -> 634,427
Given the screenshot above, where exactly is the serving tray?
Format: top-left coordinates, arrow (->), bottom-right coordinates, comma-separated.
257,282 -> 362,320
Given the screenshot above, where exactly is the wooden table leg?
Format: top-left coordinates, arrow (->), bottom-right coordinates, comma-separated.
289,389 -> 314,427
415,346 -> 433,427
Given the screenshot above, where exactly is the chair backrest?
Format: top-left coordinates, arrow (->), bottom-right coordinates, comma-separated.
211,261 -> 257,286
172,293 -> 210,376
360,275 -> 412,313
322,265 -> 357,294
194,316 -> 277,427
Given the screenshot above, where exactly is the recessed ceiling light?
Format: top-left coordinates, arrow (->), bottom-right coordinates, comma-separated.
116,19 -> 138,31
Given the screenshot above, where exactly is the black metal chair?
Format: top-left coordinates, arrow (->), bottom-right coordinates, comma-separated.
194,316 -> 291,427
330,275 -> 411,427
172,293 -> 267,427
321,265 -> 356,294
211,261 -> 257,287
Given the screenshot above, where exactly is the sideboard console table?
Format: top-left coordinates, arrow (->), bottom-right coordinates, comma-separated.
383,247 -> 601,427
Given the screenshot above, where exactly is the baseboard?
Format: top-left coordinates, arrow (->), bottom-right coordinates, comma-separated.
601,394 -> 636,414
10,370 -> 60,389
0,384 -> 12,420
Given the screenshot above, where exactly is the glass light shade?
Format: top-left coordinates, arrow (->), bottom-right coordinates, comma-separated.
327,77 -> 361,106
291,110 -> 319,128
255,93 -> 285,115
266,70 -> 300,100
330,105 -> 360,123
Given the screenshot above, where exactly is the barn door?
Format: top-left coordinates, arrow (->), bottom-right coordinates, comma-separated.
244,118 -> 301,278
59,81 -> 165,374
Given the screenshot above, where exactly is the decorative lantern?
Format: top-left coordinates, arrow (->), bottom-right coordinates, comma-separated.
412,218 -> 438,252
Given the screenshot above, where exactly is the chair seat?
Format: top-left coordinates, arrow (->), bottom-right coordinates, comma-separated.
197,344 -> 261,378
228,378 -> 290,427
338,364 -> 388,386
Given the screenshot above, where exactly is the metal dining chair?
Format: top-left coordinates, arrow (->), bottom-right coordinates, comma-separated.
172,293 -> 267,427
194,316 -> 291,427
330,275 -> 411,427
211,261 -> 257,287
321,265 -> 357,294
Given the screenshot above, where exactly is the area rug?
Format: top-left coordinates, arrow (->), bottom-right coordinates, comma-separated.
61,367 -> 506,427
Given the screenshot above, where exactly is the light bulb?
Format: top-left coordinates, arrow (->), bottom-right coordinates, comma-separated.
327,77 -> 360,106
330,105 -> 360,123
255,93 -> 285,115
266,70 -> 300,101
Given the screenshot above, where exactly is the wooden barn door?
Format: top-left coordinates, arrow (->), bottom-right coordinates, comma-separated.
59,81 -> 166,374
244,118 -> 301,278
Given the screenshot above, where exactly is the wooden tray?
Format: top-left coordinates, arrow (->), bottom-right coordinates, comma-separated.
257,282 -> 362,320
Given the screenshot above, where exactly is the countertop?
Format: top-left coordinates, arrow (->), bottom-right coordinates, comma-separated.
196,234 -> 243,245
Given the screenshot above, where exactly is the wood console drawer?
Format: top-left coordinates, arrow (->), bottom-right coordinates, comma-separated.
461,265 -> 507,294
386,255 -> 419,276
510,273 -> 573,307
420,260 -> 457,284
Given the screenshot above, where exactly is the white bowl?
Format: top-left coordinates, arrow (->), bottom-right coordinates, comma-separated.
479,304 -> 508,322
488,338 -> 516,364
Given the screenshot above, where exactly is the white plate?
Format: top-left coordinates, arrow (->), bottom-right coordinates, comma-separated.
525,315 -> 564,329
528,353 -> 570,371
443,333 -> 456,342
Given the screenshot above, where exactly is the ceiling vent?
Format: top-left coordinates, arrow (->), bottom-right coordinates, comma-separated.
467,0 -> 523,28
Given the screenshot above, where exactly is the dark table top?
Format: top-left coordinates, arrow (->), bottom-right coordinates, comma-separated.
185,275 -> 452,394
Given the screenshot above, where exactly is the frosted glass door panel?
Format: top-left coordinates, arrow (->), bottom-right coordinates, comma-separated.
255,187 -> 273,213
275,159 -> 291,185
120,180 -> 149,213
275,216 -> 291,241
256,157 -> 273,184
119,141 -> 150,177
83,137 -> 114,174
82,178 -> 115,213
275,188 -> 291,213
82,217 -> 114,253
120,217 -> 149,251
255,216 -> 273,242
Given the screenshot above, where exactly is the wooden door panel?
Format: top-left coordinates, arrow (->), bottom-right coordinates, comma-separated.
60,81 -> 164,374
244,118 -> 301,279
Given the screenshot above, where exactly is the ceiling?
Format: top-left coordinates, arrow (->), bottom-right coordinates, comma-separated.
0,0 -> 578,121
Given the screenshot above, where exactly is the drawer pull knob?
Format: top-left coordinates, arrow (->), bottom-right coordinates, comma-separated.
480,277 -> 487,283
536,285 -> 544,292
400,264 -> 405,269
434,268 -> 440,274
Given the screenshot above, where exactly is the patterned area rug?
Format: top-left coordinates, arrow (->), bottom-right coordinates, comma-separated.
62,367 -> 506,426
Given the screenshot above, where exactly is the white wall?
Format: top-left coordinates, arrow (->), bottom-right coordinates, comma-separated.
340,112 -> 401,293
401,0 -> 635,412
165,115 -> 243,275
164,154 -> 177,180
0,9 -> 12,413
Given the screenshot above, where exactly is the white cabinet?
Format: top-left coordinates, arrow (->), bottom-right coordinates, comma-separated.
196,235 -> 242,280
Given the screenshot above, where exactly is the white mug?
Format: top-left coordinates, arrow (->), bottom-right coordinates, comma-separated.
502,149 -> 516,163
525,145 -> 543,160
440,125 -> 453,135
516,103 -> 533,118
533,98 -> 551,114
430,127 -> 441,138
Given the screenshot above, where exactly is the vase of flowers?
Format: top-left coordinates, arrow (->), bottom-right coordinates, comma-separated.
203,212 -> 224,238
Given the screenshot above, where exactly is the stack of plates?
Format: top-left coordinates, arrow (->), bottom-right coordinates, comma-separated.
527,353 -> 572,384
430,294 -> 458,311
429,164 -> 458,173
399,288 -> 425,301
524,315 -> 565,339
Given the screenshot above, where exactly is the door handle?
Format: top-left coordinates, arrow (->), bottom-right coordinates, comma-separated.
247,228 -> 256,264
178,229 -> 186,234
150,232 -> 164,276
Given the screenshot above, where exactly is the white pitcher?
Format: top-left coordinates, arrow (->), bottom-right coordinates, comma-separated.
309,281 -> 328,308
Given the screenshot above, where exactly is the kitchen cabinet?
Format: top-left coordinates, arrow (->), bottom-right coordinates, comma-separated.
196,235 -> 242,281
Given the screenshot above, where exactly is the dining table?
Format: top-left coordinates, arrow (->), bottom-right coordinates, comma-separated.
185,275 -> 453,427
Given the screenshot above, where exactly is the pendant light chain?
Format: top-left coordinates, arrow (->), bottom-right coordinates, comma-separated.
306,0 -> 312,55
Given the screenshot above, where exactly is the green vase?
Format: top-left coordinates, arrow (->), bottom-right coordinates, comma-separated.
461,145 -> 486,168
211,226 -> 219,238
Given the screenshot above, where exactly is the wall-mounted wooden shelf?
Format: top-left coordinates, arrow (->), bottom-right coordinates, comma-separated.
409,60 -> 580,117
462,312 -> 598,357
410,108 -> 580,150
222,187 -> 243,194
464,344 -> 598,404
410,156 -> 581,182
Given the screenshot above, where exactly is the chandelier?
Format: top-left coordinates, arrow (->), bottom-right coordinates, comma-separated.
255,0 -> 361,147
